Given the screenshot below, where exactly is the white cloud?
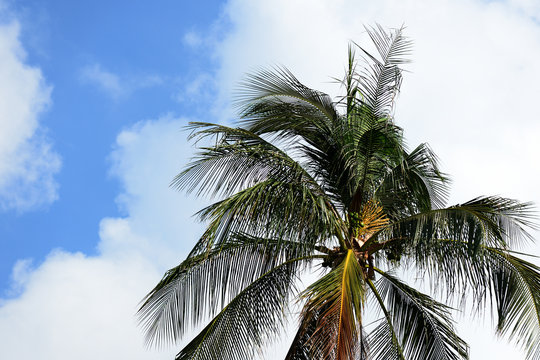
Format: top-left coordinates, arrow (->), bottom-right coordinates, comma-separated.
0,20 -> 60,212
0,116 -> 206,359
80,63 -> 163,100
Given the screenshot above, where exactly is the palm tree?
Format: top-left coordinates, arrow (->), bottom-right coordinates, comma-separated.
137,25 -> 540,360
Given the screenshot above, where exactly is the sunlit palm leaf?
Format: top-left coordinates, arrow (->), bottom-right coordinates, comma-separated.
300,250 -> 366,359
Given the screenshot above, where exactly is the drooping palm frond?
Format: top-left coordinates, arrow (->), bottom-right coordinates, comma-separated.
174,122 -> 322,198
489,250 -> 540,359
370,269 -> 468,360
366,279 -> 405,360
300,250 -> 366,360
376,196 -> 535,257
172,122 -> 344,255
412,239 -> 540,359
175,256 -> 314,360
138,236 -> 317,347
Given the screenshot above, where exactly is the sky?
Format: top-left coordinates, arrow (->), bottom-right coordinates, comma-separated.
0,0 -> 539,359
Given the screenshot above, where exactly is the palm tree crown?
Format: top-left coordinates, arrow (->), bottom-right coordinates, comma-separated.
138,25 -> 540,360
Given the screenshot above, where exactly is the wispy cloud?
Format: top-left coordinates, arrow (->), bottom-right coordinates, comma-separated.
80,63 -> 124,98
80,63 -> 163,100
0,20 -> 60,212
173,72 -> 216,105
183,30 -> 203,48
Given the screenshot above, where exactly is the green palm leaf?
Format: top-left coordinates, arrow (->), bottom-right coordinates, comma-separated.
138,236 -> 316,347
377,196 -> 535,255
175,257 -> 310,360
371,270 -> 468,360
412,239 -> 540,359
375,143 -> 449,217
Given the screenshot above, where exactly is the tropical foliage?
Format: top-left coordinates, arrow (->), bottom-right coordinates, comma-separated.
138,25 -> 540,360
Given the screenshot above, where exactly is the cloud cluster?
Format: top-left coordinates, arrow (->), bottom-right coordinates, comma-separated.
0,20 -> 60,212
0,116 -> 206,359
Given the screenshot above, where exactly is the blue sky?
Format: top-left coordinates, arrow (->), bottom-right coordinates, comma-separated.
0,0 -> 224,289
1,0 -> 540,359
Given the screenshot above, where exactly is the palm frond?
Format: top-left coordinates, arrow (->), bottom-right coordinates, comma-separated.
300,250 -> 366,359
173,122 -> 322,199
137,236 -> 315,347
189,176 -> 343,256
354,24 -> 412,118
236,66 -> 338,132
375,143 -> 449,218
414,239 -> 540,359
377,196 -> 535,256
489,250 -> 540,359
372,269 -> 469,360
173,122 -> 344,255
175,257 -> 310,360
